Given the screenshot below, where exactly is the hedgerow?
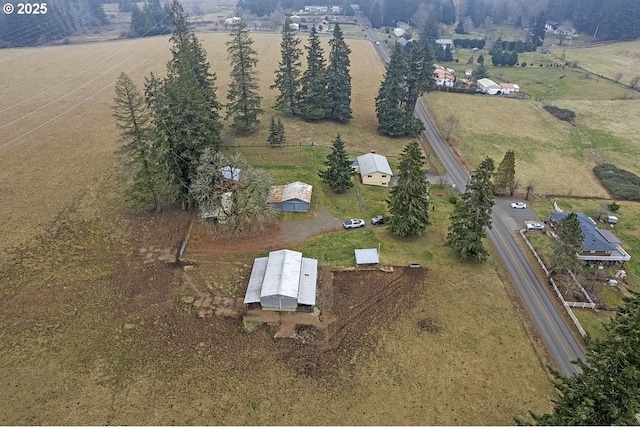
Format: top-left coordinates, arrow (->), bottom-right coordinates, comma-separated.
593,163 -> 640,201
543,105 -> 576,124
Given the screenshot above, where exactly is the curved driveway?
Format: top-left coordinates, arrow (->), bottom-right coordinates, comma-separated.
359,12 -> 585,375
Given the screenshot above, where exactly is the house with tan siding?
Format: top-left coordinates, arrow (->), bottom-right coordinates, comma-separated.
355,153 -> 393,187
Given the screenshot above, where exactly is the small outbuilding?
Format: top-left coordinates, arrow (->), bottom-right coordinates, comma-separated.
500,83 -> 520,94
244,249 -> 318,311
355,248 -> 380,265
477,78 -> 502,95
267,181 -> 312,212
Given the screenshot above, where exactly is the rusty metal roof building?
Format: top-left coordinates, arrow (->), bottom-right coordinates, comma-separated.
267,181 -> 312,212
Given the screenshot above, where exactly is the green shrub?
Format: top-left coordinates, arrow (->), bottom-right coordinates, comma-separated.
448,195 -> 459,204
543,105 -> 576,124
593,164 -> 640,201
608,202 -> 621,212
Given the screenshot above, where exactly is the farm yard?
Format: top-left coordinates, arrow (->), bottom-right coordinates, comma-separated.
1,9 -> 640,424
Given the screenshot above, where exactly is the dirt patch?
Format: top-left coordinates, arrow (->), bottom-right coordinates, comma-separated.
183,207 -> 343,259
279,267 -> 431,382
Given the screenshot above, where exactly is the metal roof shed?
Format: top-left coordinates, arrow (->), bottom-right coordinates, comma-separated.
260,249 -> 301,311
355,248 -> 380,265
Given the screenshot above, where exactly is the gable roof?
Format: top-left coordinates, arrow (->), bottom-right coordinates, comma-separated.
477,78 -> 501,89
356,153 -> 393,176
243,249 -> 317,306
267,181 -> 312,204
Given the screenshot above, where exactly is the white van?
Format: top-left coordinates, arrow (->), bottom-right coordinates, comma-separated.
606,215 -> 618,224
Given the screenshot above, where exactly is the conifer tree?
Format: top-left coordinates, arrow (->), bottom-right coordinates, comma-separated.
375,44 -> 411,136
326,23 -> 352,121
447,157 -> 495,262
386,141 -> 430,237
549,212 -> 583,276
113,72 -> 164,212
319,134 -> 353,193
226,20 -> 263,132
494,151 -> 516,196
375,44 -> 425,136
271,16 -> 303,115
529,295 -> 640,425
298,26 -> 329,120
267,116 -> 286,146
275,118 -> 286,145
146,0 -> 222,208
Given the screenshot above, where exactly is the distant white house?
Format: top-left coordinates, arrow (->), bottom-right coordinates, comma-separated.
224,16 -> 241,26
244,249 -> 317,311
465,68 -> 473,76
393,27 -> 406,37
435,38 -> 453,48
500,83 -> 520,94
477,78 -> 502,94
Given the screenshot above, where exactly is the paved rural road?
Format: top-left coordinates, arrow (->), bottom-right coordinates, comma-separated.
358,12 -> 586,375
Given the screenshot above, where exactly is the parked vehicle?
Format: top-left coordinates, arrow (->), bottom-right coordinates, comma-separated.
343,218 -> 365,229
606,215 -> 618,224
511,202 -> 527,209
371,215 -> 385,225
526,222 -> 544,231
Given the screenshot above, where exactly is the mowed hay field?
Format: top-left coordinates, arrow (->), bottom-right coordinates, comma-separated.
424,92 -> 640,198
0,33 -> 555,424
560,40 -> 640,82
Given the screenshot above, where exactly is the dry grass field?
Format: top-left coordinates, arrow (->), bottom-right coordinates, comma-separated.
560,40 -> 640,82
0,31 -> 558,425
424,91 -> 640,198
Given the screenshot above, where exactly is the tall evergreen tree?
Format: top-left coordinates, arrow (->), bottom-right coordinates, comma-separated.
271,16 -> 303,115
113,72 -> 163,212
226,21 -> 263,132
146,0 -> 222,208
375,44 -> 426,136
386,141 -> 430,237
319,134 -> 353,193
549,212 -> 583,276
529,10 -> 546,47
326,23 -> 352,122
298,26 -> 330,120
494,151 -> 516,196
376,44 -> 411,136
529,294 -> 640,425
447,157 -> 495,262
407,42 -> 436,108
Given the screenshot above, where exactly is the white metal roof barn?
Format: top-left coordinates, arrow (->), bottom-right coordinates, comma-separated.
244,249 -> 318,311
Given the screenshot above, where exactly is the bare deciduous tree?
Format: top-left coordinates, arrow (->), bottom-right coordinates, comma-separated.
444,114 -> 460,141
614,72 -> 623,83
629,76 -> 640,89
525,179 -> 536,200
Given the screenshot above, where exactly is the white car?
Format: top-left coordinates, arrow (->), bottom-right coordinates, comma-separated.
343,218 -> 365,229
511,202 -> 527,209
526,222 -> 544,231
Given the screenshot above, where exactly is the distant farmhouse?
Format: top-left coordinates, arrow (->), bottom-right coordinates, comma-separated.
353,152 -> 393,187
476,78 -> 502,94
244,249 -> 318,311
549,212 -> 631,264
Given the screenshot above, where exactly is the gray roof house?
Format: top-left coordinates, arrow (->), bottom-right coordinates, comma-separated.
355,152 -> 393,187
267,181 -> 312,212
244,249 -> 318,311
549,212 -> 630,262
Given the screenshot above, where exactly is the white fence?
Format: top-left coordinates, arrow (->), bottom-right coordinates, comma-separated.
519,229 -> 593,337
